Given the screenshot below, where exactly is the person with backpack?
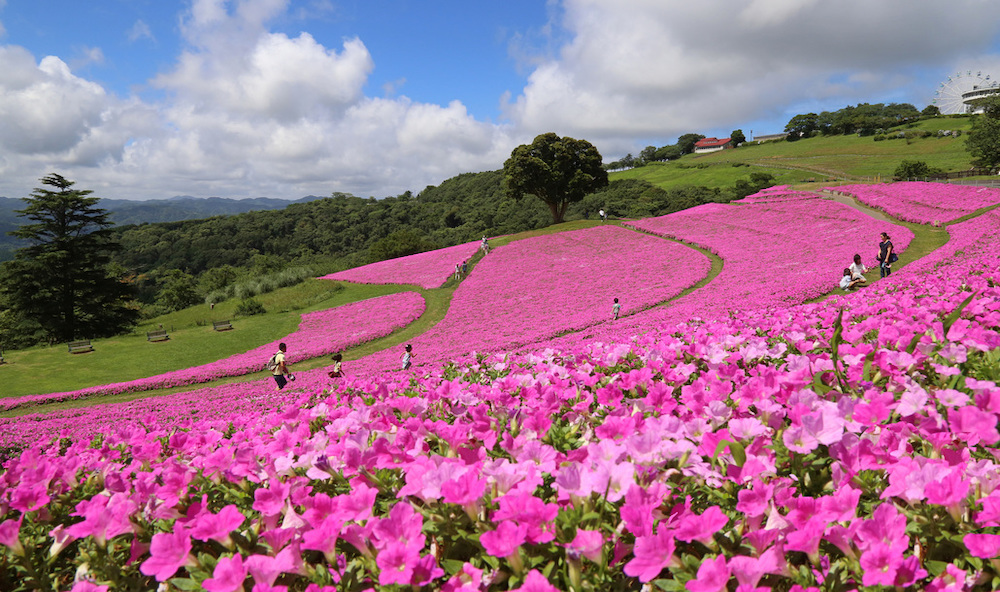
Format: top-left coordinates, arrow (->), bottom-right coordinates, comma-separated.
268,342 -> 293,390
876,232 -> 897,278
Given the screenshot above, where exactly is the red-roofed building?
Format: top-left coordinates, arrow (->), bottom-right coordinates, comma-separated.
693,137 -> 733,153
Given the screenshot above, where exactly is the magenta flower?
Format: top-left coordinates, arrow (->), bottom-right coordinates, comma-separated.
736,481 -> 773,518
964,533 -> 1000,558
376,539 -> 423,586
252,481 -> 291,517
66,493 -> 137,546
372,502 -> 424,549
0,516 -> 23,555
686,555 -> 731,592
441,467 -> 487,506
202,554 -> 248,592
860,541 -> 905,587
623,528 -> 676,582
441,562 -> 483,592
139,529 -> 194,581
566,529 -> 603,562
949,405 -> 1000,445
244,546 -> 304,587
480,520 -> 528,558
492,492 -> 558,544
189,504 -> 246,544
512,569 -> 559,592
300,515 -> 344,556
673,505 -> 729,544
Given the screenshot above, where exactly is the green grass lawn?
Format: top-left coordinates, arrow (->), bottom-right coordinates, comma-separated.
0,280 -> 418,398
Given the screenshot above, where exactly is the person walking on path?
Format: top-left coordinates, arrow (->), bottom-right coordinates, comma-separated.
599,209 -> 606,222
401,344 -> 415,370
271,342 -> 293,390
612,298 -> 622,320
461,260 -> 468,277
328,353 -> 343,378
876,232 -> 896,278
454,263 -> 461,280
849,254 -> 868,284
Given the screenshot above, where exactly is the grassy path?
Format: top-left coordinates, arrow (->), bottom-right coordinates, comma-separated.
804,189 -> 949,303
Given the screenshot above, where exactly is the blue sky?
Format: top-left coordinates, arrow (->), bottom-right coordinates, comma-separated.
1,0 -> 999,200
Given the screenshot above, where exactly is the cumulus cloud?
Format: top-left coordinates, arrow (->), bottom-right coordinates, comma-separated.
504,0 -> 1000,155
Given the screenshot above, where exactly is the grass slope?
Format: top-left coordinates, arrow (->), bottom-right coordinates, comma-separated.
613,115 -> 976,189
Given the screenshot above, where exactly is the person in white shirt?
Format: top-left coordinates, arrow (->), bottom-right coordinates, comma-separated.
840,268 -> 863,291
849,253 -> 868,283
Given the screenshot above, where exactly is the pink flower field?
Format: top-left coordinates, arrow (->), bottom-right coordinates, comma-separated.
611,193 -> 913,337
829,181 -> 1000,224
319,241 -> 482,289
347,225 -> 711,373
2,182 -> 1000,591
0,291 -> 425,413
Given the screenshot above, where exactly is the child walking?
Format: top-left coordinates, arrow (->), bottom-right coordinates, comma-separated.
401,344 -> 414,370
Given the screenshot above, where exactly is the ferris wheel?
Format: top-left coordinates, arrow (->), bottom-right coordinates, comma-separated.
933,70 -> 993,114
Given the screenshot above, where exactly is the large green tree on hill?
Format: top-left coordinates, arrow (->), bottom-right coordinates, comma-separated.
502,132 -> 609,224
0,174 -> 139,344
966,95 -> 1000,171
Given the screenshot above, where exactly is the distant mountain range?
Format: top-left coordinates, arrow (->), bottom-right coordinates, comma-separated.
0,195 -> 324,261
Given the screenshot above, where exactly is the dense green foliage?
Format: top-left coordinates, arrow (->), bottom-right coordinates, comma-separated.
0,195 -> 307,264
966,96 -> 1000,170
0,175 -> 140,347
784,102 -> 921,138
893,159 -> 943,180
111,171 -> 554,283
502,132 -> 609,223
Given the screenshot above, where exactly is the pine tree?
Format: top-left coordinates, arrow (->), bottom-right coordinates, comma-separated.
0,174 -> 139,344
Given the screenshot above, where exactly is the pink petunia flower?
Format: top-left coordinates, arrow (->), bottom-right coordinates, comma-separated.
566,529 -> 604,563
964,533 -> 1000,558
512,569 -> 559,592
0,516 -> 24,556
189,504 -> 246,545
139,529 -> 194,582
623,528 -> 676,582
480,520 -> 527,558
686,555 -> 731,592
202,554 -> 248,592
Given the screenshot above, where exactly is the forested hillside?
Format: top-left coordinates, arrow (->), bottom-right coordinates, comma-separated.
0,195 -> 318,262
111,170 -> 759,284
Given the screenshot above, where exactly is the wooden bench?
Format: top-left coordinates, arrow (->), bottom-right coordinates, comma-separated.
146,329 -> 170,342
68,340 -> 94,354
212,320 -> 233,331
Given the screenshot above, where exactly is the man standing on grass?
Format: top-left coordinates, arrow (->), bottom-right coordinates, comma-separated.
272,342 -> 294,390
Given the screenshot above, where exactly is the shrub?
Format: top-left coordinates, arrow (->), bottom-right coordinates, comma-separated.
205,266 -> 315,304
234,297 -> 266,317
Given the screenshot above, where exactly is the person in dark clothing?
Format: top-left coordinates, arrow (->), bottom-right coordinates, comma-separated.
876,232 -> 895,278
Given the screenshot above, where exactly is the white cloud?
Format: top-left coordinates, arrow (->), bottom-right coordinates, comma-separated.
128,20 -> 155,43
0,48 -> 110,154
505,0 -> 1000,154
